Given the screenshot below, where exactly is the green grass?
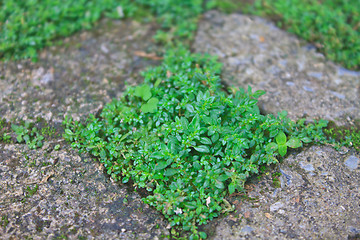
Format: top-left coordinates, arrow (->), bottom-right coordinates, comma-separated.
2,0 -> 359,70
0,0 -> 203,61
210,0 -> 360,70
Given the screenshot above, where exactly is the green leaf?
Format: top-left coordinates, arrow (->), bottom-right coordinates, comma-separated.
286,138 -> 302,148
141,97 -> 159,113
135,84 -> 152,101
301,137 -> 312,143
154,161 -> 169,170
215,180 -> 224,189
151,152 -> 163,159
154,78 -> 162,87
247,85 -> 252,94
189,114 -> 200,131
265,142 -> 278,153
278,144 -> 287,156
186,104 -> 195,113
193,161 -> 202,170
278,110 -> 288,119
276,131 -> 287,145
122,177 -> 129,183
217,174 -> 228,182
194,145 -> 210,153
228,182 -> 236,194
200,137 -> 212,145
164,168 -> 178,176
64,129 -> 74,135
252,90 -> 266,98
16,135 -> 23,143
199,231 -> 207,239
211,132 -> 219,143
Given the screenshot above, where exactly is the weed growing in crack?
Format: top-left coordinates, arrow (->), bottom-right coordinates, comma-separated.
11,122 -> 44,149
63,48 -> 330,239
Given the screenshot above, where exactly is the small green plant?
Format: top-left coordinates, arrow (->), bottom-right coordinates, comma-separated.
63,48 -> 329,238
11,122 -> 44,149
272,172 -> 281,188
1,133 -> 11,143
265,130 -> 302,157
0,215 -> 9,228
324,122 -> 360,151
25,184 -> 39,198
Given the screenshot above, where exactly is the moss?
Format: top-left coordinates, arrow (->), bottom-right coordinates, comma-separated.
325,120 -> 360,152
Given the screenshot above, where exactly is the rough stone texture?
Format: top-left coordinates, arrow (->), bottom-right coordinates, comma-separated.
193,11 -> 360,126
0,18 -> 161,123
204,146 -> 360,240
1,10 -> 360,240
0,144 -> 168,239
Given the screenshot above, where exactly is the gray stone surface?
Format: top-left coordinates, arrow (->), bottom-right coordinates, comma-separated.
0,18 -> 161,123
205,146 -> 360,240
193,11 -> 360,126
0,144 -> 168,239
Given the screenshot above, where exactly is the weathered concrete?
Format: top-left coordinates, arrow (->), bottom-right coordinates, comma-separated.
193,11 -> 360,126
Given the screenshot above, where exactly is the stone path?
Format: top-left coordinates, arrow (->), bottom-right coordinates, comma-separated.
1,11 -> 359,239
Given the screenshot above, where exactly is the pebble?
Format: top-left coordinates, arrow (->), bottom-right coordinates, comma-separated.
344,155 -> 359,170
270,202 -> 284,212
241,225 -> 254,234
299,161 -> 315,172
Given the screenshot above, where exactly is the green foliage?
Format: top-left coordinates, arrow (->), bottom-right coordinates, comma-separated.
242,0 -> 360,70
0,0 -> 204,61
324,122 -> 360,151
11,121 -> 44,149
206,0 -> 244,13
0,215 -> 9,228
0,0 -> 134,60
63,48 -> 329,238
4,0 -> 358,70
134,0 -> 203,45
25,184 -> 38,197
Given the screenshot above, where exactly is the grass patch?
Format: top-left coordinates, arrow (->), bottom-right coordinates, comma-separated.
0,0 -> 203,61
241,0 -> 360,70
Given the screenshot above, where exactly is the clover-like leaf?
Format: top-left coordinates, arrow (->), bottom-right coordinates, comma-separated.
141,97 -> 159,113
276,131 -> 287,145
228,182 -> 236,194
265,142 -> 278,153
278,144 -> 287,156
286,137 -> 302,148
135,84 -> 152,101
